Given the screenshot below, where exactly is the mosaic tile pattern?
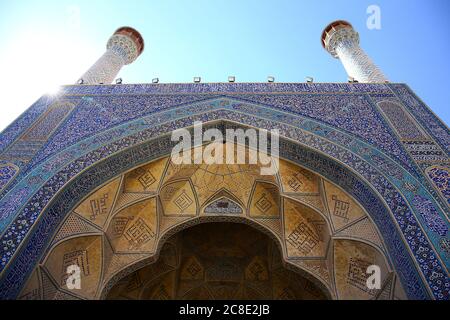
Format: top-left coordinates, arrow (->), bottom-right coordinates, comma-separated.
0,96 -> 53,153
21,102 -> 74,141
335,40 -> 387,83
226,94 -> 411,169
59,82 -> 394,95
0,101 -> 76,201
390,84 -> 450,153
0,163 -> 19,192
0,118 -> 439,300
427,166 -> 450,206
2,141 -> 44,161
204,198 -> 243,215
377,101 -> 428,141
412,194 -> 448,236
0,83 -> 448,301
29,95 -> 216,167
80,50 -> 126,85
371,96 -> 448,212
403,141 -> 448,164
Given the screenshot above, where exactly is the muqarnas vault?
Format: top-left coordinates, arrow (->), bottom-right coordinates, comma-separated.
0,21 -> 449,300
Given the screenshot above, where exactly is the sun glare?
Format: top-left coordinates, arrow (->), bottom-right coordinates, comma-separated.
0,28 -> 98,131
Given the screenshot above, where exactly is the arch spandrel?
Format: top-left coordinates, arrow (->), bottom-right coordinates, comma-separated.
123,158 -> 168,194
322,180 -> 366,232
279,160 -> 320,194
160,180 -> 198,217
105,197 -> 158,254
333,239 -> 391,300
249,182 -> 280,219
283,198 -> 330,259
42,235 -> 103,299
2,109 -> 445,299
73,177 -> 122,230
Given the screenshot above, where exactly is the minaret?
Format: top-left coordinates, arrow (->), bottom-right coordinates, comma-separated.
78,27 -> 144,85
321,20 -> 387,83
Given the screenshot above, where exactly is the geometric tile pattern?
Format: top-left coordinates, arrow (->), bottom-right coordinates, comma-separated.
50,214 -> 101,248
0,96 -> 53,153
412,195 -> 448,237
323,180 -> 365,232
73,177 -> 121,230
333,239 -> 390,300
0,162 -> 19,193
390,84 -> 449,152
335,217 -> 384,251
426,166 -> 450,207
0,83 -> 448,301
239,94 -> 411,169
378,101 -> 428,141
0,101 -> 74,165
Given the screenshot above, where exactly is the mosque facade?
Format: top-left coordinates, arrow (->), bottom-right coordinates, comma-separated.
0,21 -> 448,300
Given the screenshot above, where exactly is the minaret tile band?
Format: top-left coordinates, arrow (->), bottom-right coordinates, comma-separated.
79,27 -> 144,85
322,20 -> 388,83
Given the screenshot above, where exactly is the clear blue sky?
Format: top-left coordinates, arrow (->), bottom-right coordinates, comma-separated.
0,0 -> 449,130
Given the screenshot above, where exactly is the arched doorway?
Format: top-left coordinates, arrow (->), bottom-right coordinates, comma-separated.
16,142 -> 405,300
1,90 -> 444,300
106,223 -> 329,300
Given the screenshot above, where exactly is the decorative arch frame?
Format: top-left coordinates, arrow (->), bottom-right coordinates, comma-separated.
0,96 -> 448,300
28,149 -> 396,300
31,138 -> 397,301
375,98 -> 449,211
